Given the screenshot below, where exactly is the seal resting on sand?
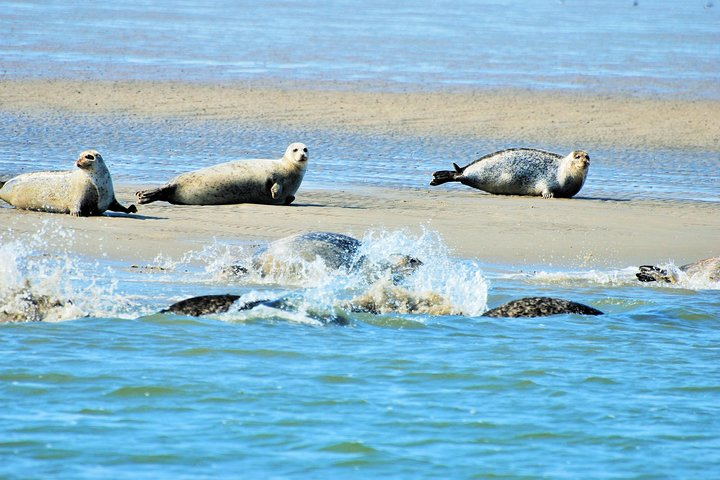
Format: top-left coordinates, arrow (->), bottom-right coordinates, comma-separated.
482,297 -> 604,317
224,231 -> 423,282
636,256 -> 720,284
135,142 -> 308,206
430,148 -> 590,199
0,150 -> 136,216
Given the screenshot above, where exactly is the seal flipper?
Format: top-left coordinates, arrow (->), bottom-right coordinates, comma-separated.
136,185 -> 176,205
107,198 -> 137,214
430,163 -> 465,186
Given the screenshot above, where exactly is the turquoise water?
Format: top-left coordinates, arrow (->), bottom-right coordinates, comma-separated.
1,221 -> 719,479
2,1 -> 720,478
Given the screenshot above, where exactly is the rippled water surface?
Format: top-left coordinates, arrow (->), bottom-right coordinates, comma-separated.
1,223 -> 719,479
2,111 -> 719,203
1,0 -> 719,96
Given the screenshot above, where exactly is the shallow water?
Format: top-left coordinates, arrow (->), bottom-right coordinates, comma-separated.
2,0 -> 719,97
2,111 -> 719,203
1,223 -> 720,479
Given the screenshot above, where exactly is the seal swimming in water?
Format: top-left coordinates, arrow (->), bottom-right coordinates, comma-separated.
636,256 -> 720,284
224,231 -> 422,283
160,294 -> 350,326
482,297 -> 604,318
430,148 -> 590,199
135,142 -> 308,206
0,150 -> 136,216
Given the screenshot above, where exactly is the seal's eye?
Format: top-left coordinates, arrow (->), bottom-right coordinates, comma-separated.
293,148 -> 298,153
303,148 -> 308,153
85,154 -> 95,160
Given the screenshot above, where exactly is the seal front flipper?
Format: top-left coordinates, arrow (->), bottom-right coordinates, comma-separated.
430,163 -> 465,186
136,184 -> 176,205
269,180 -> 282,200
107,198 -> 137,214
284,195 -> 295,206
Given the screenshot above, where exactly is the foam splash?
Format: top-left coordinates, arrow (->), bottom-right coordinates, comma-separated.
505,264 -> 720,291
170,228 -> 489,317
0,221 -> 135,322
637,261 -> 720,291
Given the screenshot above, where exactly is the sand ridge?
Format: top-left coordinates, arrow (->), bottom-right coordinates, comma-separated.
1,79 -> 719,151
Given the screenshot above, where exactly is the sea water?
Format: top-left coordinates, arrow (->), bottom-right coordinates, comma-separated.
2,1 -> 720,478
1,221 -> 719,479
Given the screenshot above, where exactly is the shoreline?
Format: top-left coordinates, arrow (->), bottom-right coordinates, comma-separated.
2,78 -> 719,152
2,185 -> 717,270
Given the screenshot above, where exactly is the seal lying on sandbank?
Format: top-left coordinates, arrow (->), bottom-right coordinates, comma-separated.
430,148 -> 590,199
224,232 -> 422,283
636,256 -> 720,284
482,297 -> 604,318
135,142 -> 308,206
0,150 -> 136,216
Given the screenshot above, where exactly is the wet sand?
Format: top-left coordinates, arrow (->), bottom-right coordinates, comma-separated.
2,185 -> 717,269
2,79 -> 719,268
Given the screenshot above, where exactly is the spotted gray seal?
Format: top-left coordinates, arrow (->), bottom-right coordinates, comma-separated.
0,150 -> 136,216
636,256 -> 720,284
482,297 -> 604,317
160,294 -> 350,326
430,148 -> 590,199
135,142 -> 308,206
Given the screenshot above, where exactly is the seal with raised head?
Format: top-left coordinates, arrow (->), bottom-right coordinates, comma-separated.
482,297 -> 604,318
0,150 -> 137,216
636,256 -> 720,284
430,148 -> 590,199
135,142 -> 308,206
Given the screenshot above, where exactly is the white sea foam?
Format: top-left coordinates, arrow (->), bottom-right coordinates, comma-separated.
155,228 -> 489,317
504,263 -> 720,291
0,221 -> 136,322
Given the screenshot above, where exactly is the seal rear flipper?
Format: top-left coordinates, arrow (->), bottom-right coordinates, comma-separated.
636,265 -> 669,283
136,185 -> 175,205
107,198 -> 137,214
430,165 -> 464,186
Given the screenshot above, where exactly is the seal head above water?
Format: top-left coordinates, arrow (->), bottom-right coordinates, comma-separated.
431,148 -> 590,199
0,150 -> 136,216
135,142 -> 309,206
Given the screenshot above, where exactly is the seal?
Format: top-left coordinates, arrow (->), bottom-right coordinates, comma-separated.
135,142 -> 308,206
430,148 -> 590,198
224,231 -> 422,282
636,256 -> 720,284
482,297 -> 604,318
0,150 -> 136,216
160,294 -> 350,326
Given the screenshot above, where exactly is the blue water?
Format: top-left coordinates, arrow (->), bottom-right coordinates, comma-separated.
2,1 -> 720,478
1,0 -> 719,97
